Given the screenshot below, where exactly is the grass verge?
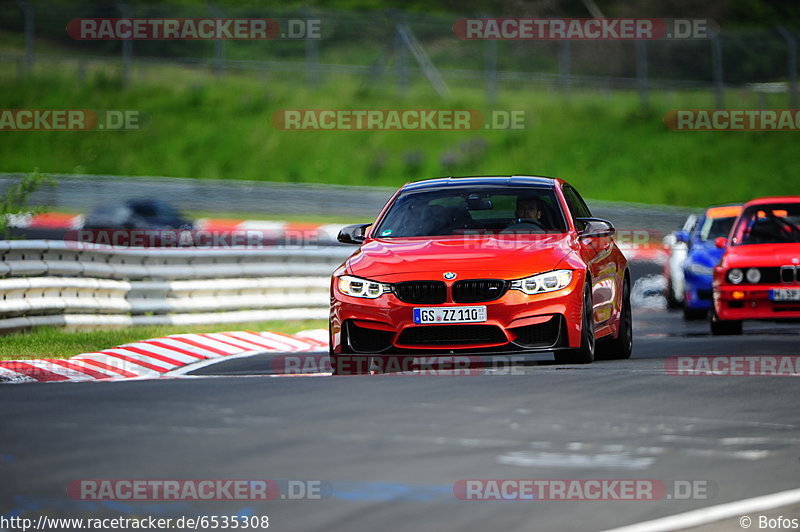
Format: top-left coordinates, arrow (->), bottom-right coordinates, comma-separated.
1,60 -> 798,207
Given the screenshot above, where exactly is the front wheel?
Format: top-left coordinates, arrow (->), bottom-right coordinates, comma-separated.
596,278 -> 633,360
665,279 -> 681,309
709,307 -> 743,336
682,307 -> 708,321
329,323 -> 371,375
555,282 -> 595,364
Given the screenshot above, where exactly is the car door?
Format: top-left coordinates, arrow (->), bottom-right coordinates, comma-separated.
562,185 -> 618,328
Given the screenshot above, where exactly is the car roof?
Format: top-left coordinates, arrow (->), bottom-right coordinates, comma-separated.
704,204 -> 743,219
743,196 -> 800,207
402,175 -> 559,191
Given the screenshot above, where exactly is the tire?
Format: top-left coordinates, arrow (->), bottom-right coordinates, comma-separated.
682,307 -> 708,321
555,281 -> 595,364
329,323 -> 371,375
709,308 -> 743,336
596,277 -> 633,360
665,279 -> 682,309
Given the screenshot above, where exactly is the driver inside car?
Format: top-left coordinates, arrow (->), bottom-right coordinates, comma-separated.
515,196 -> 544,223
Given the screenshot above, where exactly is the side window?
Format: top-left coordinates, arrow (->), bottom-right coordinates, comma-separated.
562,186 -> 592,228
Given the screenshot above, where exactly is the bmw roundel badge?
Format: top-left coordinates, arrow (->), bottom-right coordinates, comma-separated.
443,272 -> 457,280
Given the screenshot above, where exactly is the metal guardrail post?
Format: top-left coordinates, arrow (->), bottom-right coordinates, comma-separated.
559,40 -> 571,95
116,1 -> 133,86
778,27 -> 798,110
635,40 -> 648,107
206,2 -> 226,77
481,13 -> 497,105
14,0 -> 33,76
711,35 -> 724,109
305,8 -> 320,87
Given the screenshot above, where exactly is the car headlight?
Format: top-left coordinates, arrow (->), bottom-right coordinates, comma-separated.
338,275 -> 392,299
746,268 -> 761,283
727,268 -> 744,284
687,263 -> 714,276
510,270 -> 573,295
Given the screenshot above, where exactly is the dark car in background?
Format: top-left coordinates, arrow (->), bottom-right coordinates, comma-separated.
83,199 -> 192,231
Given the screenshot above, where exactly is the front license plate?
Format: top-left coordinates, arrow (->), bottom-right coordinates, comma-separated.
413,306 -> 487,324
771,288 -> 800,302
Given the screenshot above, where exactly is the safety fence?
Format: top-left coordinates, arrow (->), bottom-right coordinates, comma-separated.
0,240 -> 352,332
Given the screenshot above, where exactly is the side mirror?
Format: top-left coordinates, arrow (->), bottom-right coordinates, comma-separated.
577,217 -> 615,239
337,223 -> 371,245
715,237 -> 728,249
675,231 -> 690,244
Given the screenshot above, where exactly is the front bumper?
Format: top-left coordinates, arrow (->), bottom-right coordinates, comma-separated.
330,273 -> 586,354
683,272 -> 713,310
714,284 -> 800,321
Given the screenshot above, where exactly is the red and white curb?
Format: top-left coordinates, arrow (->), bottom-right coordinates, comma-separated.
0,329 -> 328,384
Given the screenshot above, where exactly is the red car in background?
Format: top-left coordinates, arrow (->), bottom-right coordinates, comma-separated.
329,176 -> 632,374
711,196 -> 800,335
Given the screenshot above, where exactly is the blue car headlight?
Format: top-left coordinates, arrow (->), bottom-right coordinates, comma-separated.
686,263 -> 714,276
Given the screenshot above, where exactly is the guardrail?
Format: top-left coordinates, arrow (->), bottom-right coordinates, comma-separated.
0,240 -> 352,333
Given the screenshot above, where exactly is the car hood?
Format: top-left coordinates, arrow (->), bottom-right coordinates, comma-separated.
346,234 -> 575,281
688,242 -> 725,267
722,243 -> 800,268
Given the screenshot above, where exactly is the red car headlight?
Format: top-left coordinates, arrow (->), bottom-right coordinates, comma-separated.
727,268 -> 744,284
338,275 -> 392,299
510,270 -> 573,295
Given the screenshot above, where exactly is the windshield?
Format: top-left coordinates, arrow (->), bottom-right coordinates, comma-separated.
373,186 -> 568,238
733,203 -> 800,245
698,216 -> 737,241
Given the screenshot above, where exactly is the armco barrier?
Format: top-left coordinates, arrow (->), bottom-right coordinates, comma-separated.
0,240 -> 351,332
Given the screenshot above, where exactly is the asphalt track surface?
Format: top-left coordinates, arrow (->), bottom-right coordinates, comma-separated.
2,265 -> 799,532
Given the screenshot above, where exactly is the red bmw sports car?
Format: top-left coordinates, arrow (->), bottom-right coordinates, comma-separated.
711,196 -> 800,335
329,176 -> 632,373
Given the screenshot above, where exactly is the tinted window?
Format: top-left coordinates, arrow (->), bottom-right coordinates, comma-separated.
562,186 -> 592,228
733,203 -> 800,245
699,216 -> 737,241
374,186 -> 567,237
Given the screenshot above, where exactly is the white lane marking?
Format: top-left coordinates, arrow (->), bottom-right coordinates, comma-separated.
602,487 -> 800,532
164,349 -> 276,377
497,451 -> 655,470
